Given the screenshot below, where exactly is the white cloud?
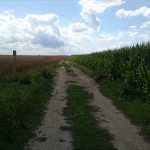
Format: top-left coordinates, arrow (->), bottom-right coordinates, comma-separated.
68,23 -> 92,33
32,30 -> 66,48
64,25 -> 92,47
99,31 -> 124,41
25,14 -> 59,27
0,6 -> 150,55
129,26 -> 137,29
3,9 -> 14,15
94,30 -> 150,52
140,21 -> 150,28
0,12 -> 67,51
0,11 -> 94,55
79,0 -> 125,30
116,7 -> 150,18
124,31 -> 150,43
127,31 -> 138,38
0,13 -> 29,43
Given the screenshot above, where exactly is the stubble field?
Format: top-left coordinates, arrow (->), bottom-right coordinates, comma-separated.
0,55 -> 67,77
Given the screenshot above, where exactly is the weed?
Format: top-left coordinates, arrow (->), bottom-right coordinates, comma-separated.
66,81 -> 77,84
66,68 -> 77,77
36,137 -> 47,142
0,65 -> 55,150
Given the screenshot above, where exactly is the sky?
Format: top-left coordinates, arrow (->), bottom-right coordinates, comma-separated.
0,0 -> 150,55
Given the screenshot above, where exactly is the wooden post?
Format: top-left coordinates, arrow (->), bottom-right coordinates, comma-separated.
13,50 -> 16,81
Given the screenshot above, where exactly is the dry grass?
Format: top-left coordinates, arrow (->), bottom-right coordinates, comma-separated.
0,55 -> 67,77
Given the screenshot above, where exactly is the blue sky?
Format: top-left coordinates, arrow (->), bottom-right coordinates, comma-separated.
0,0 -> 150,55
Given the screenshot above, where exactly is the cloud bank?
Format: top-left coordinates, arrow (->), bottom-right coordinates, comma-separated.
0,0 -> 150,55
116,7 -> 150,18
140,21 -> 150,28
0,11 -> 94,55
79,0 -> 125,30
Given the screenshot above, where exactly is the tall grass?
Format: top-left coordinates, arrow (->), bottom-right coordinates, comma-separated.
0,65 -> 55,150
71,42 -> 150,102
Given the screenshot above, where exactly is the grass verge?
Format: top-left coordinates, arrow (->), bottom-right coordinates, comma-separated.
99,80 -> 150,142
0,64 -> 56,150
70,62 -> 93,77
63,84 -> 116,150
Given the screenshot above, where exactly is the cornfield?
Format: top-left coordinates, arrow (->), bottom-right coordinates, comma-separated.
71,42 -> 150,102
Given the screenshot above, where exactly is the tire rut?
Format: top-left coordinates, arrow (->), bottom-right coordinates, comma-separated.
71,67 -> 150,150
25,67 -> 72,150
25,66 -> 150,150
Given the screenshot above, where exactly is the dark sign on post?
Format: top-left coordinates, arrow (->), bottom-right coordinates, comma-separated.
13,50 -> 16,56
13,50 -> 16,81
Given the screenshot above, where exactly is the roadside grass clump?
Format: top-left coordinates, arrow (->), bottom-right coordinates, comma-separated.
63,85 -> 116,150
61,61 -> 77,77
66,80 -> 77,84
0,64 -> 55,150
66,68 -> 77,77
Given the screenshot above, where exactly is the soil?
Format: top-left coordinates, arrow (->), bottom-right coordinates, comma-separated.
25,67 -> 72,150
25,67 -> 150,150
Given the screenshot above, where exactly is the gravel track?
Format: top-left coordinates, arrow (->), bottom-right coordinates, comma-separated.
25,67 -> 72,150
25,67 -> 150,150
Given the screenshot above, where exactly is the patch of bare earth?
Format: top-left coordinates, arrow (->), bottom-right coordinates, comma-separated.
25,67 -> 72,150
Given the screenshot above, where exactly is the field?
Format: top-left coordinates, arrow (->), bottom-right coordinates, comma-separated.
0,55 -> 67,77
0,55 -> 67,150
0,43 -> 150,149
70,41 -> 150,141
71,42 -> 150,102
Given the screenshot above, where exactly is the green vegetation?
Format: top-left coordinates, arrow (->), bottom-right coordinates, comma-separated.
71,42 -> 150,102
99,80 -> 150,141
70,42 -> 150,141
66,68 -> 77,77
63,85 -> 116,150
0,65 -> 55,150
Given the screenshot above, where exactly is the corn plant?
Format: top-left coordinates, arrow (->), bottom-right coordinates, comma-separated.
71,42 -> 150,102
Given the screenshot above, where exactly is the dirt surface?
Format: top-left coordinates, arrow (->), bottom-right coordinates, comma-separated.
25,66 -> 150,150
25,67 -> 72,150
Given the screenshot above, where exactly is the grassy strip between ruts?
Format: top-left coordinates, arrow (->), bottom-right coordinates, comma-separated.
0,64 -> 57,150
63,84 -> 116,150
70,62 -> 150,142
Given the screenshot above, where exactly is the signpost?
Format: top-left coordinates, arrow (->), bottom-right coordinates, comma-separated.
13,50 -> 16,81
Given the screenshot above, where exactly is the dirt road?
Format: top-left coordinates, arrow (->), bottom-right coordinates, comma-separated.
25,67 -> 72,150
25,67 -> 150,150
